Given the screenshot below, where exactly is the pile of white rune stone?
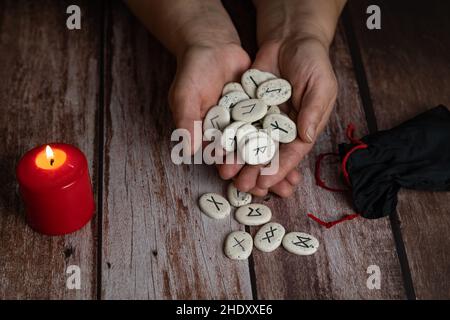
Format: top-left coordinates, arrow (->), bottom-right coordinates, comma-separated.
199,69 -> 319,260
202,69 -> 298,165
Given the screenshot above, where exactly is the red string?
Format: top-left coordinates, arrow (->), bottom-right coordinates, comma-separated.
307,213 -> 360,229
315,153 -> 349,192
346,123 -> 365,145
308,124 -> 367,229
341,144 -> 368,185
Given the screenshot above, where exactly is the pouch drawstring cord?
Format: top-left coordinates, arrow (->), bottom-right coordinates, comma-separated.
307,124 -> 368,229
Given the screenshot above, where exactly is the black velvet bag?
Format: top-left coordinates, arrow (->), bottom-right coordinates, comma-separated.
309,105 -> 450,227
339,105 -> 450,219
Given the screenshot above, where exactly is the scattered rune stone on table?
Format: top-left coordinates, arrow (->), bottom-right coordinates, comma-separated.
218,91 -> 249,109
262,113 -> 297,143
224,230 -> 253,260
256,78 -> 292,105
254,222 -> 286,253
203,105 -> 230,131
227,182 -> 252,207
241,69 -> 277,98
222,82 -> 245,95
198,193 -> 231,219
235,203 -> 272,226
282,232 -> 319,256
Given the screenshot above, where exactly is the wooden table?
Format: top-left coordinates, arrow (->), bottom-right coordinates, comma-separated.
1,0 -> 449,300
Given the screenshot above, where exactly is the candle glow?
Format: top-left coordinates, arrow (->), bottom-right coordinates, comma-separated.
46,145 -> 54,163
35,145 -> 67,170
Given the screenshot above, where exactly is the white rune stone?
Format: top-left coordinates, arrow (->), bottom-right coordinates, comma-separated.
203,128 -> 221,142
282,232 -> 319,256
235,203 -> 272,226
254,222 -> 286,253
235,123 -> 258,148
222,82 -> 245,95
266,105 -> 281,115
231,99 -> 268,122
198,193 -> 231,219
262,113 -> 297,143
224,230 -> 253,260
218,91 -> 249,109
238,131 -> 277,165
203,105 -> 230,132
227,182 -> 252,207
256,78 -> 292,105
241,69 -> 276,98
220,121 -> 246,152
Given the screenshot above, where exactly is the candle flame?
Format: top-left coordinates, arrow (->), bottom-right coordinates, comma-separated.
45,145 -> 54,161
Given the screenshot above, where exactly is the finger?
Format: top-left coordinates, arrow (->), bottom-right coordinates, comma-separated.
217,154 -> 244,180
286,169 -> 301,186
169,84 -> 204,155
234,165 -> 263,192
269,179 -> 295,198
248,186 -> 269,197
296,74 -> 337,143
257,139 -> 312,189
252,42 -> 281,74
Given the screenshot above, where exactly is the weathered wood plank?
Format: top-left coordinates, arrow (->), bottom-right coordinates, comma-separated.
244,22 -> 406,299
348,0 -> 450,299
0,0 -> 100,299
101,1 -> 252,299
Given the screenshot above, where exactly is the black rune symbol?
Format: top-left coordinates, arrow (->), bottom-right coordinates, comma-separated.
265,87 -> 282,94
247,207 -> 263,216
261,226 -> 278,243
206,196 -> 223,211
232,237 -> 246,251
241,103 -> 256,115
253,146 -> 267,156
293,236 -> 313,248
210,115 -> 220,129
270,120 -> 288,133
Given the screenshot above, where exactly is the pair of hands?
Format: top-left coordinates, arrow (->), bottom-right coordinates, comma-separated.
169,37 -> 337,197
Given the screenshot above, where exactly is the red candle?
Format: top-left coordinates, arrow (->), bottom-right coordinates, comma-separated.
16,143 -> 95,236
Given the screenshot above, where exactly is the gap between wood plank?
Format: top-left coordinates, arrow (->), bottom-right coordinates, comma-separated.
341,6 -> 416,300
96,0 -> 108,301
245,225 -> 258,300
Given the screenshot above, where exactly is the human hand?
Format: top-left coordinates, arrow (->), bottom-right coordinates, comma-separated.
126,0 -> 251,153
218,37 -> 338,197
169,43 -> 251,153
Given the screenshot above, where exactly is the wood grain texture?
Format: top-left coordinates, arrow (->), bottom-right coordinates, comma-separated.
0,0 -> 100,299
244,23 -> 406,299
348,0 -> 450,299
100,1 -> 252,299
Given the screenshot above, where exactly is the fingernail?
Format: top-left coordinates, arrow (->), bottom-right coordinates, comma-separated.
305,126 -> 316,143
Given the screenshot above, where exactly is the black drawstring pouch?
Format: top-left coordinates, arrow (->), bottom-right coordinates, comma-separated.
309,105 -> 450,227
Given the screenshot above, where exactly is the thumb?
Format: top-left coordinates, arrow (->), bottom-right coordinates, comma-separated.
296,76 -> 337,143
169,84 -> 204,156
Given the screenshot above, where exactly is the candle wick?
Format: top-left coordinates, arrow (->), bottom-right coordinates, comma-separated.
50,158 -> 55,166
